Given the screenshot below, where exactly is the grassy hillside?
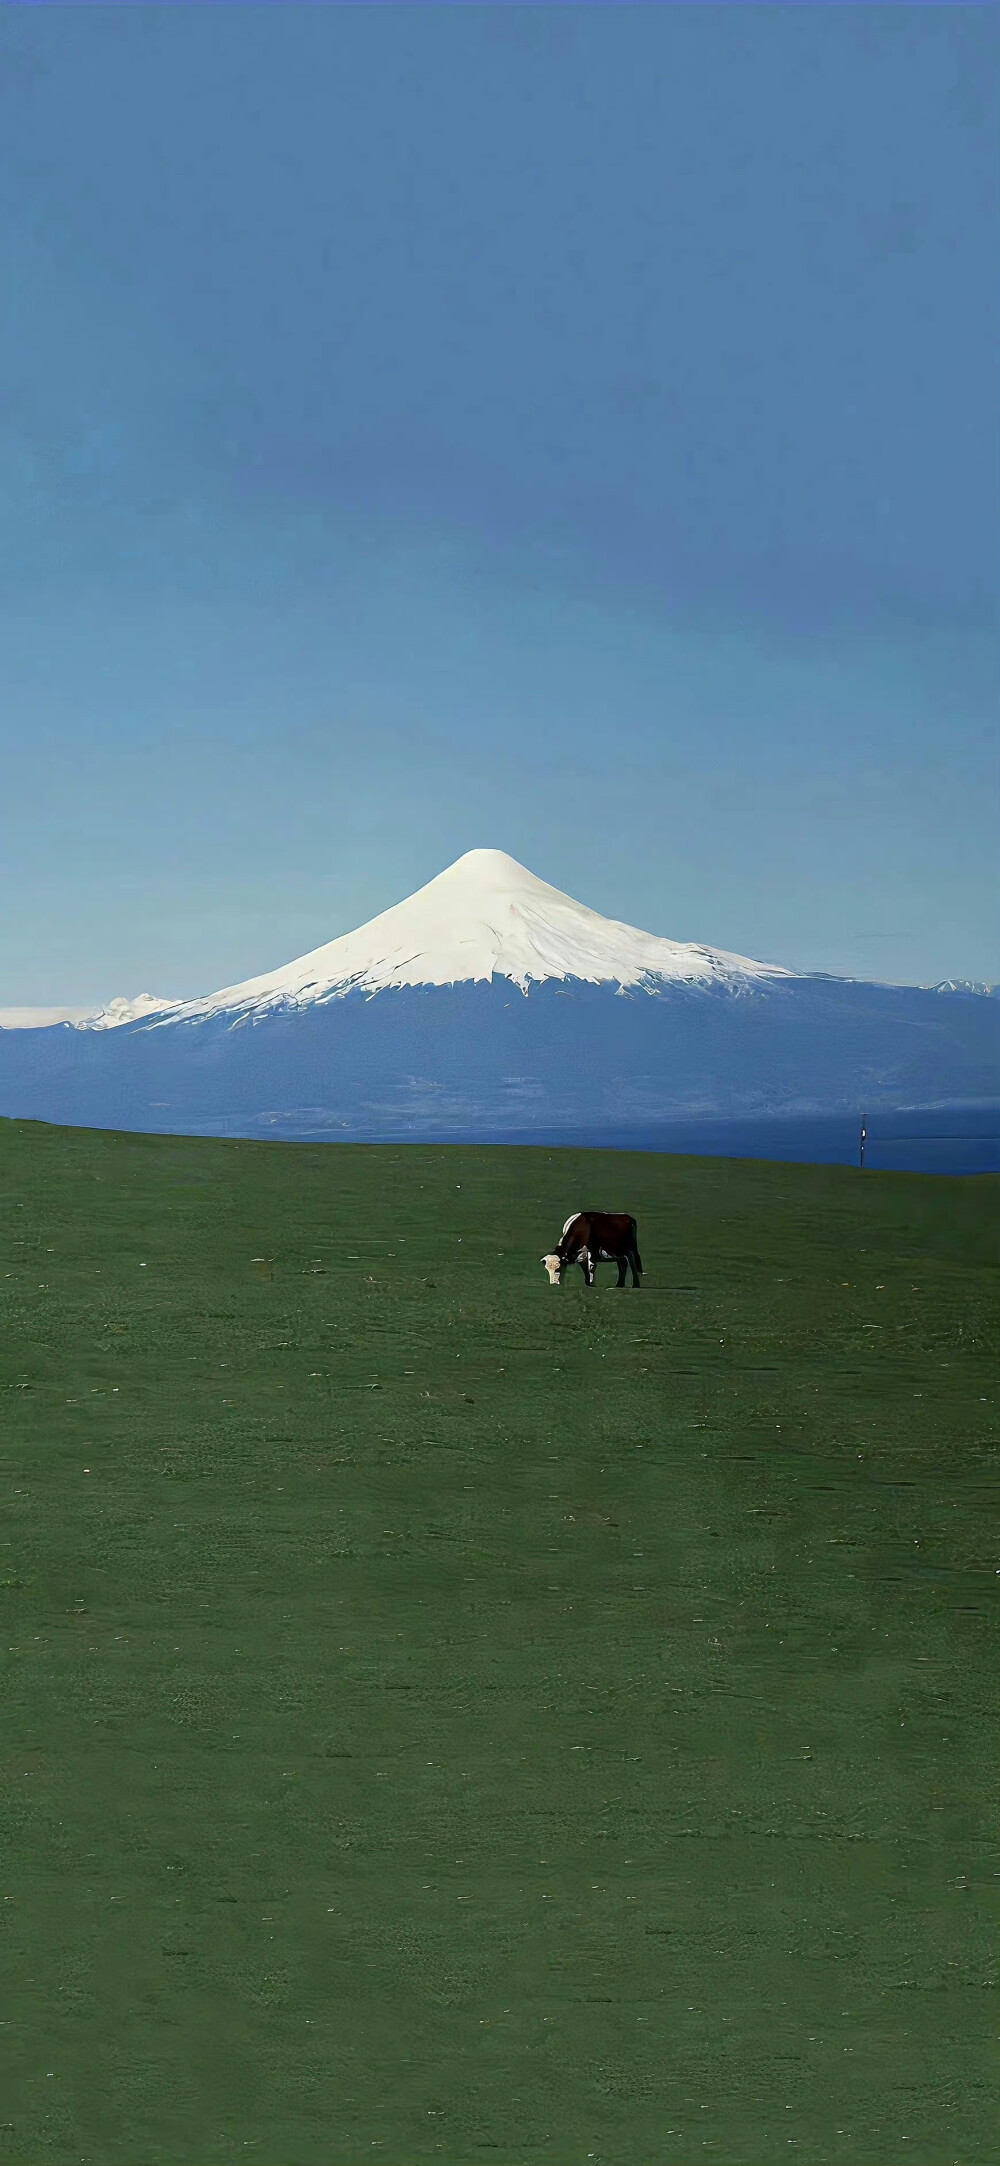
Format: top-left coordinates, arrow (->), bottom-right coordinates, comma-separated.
1,1120 -> 996,2166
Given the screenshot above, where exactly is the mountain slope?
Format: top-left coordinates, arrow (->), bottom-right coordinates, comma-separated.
1,974 -> 997,1146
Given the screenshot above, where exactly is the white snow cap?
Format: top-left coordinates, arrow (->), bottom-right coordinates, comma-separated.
153,848 -> 789,1025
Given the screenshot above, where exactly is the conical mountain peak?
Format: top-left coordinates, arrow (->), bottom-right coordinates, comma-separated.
434,847 -> 541,880
402,847 -> 566,906
148,850 -> 788,1026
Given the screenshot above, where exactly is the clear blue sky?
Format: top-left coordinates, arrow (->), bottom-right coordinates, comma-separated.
1,2 -> 997,1001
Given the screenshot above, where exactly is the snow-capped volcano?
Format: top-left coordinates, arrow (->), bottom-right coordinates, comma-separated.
150,848 -> 789,1027
1,848 -> 995,1158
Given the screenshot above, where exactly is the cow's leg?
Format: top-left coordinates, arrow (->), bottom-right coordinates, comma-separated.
580,1248 -> 594,1287
616,1256 -> 628,1287
629,1248 -> 642,1288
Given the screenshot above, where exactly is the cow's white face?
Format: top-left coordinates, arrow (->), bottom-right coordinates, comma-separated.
541,1253 -> 562,1286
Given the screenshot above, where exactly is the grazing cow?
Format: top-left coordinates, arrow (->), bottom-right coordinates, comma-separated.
541,1211 -> 643,1289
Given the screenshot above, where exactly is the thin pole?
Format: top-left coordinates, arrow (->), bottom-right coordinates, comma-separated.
859,1121 -> 866,1170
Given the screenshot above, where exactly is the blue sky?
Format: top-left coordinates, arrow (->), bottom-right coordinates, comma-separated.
1,2 -> 997,1001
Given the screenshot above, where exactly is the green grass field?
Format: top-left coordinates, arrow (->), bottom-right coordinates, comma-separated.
1,1120 -> 996,2166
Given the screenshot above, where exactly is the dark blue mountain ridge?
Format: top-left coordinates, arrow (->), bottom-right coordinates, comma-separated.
1,976 -> 997,1158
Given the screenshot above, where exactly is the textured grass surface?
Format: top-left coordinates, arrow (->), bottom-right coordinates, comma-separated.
0,1119 -> 996,2165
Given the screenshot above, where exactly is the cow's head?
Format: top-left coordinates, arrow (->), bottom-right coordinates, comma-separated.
540,1251 -> 563,1286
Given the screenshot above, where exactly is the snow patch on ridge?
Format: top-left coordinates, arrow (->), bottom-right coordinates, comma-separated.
82,994 -> 185,1031
148,849 -> 791,1027
0,994 -> 181,1031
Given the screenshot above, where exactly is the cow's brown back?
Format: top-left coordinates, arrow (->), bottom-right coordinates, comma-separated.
560,1212 -> 638,1257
